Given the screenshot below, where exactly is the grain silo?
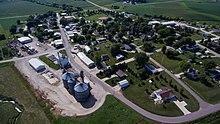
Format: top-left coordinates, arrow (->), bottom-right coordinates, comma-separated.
74,82 -> 90,102
62,72 -> 79,90
67,78 -> 76,95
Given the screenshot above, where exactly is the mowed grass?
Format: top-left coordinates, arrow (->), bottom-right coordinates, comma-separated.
0,62 -> 50,124
0,102 -> 20,124
151,51 -> 220,104
85,14 -> 111,21
0,0 -> 58,18
44,95 -> 159,124
39,55 -> 60,70
106,61 -> 199,116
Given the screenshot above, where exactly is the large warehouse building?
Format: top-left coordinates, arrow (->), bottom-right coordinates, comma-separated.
18,36 -> 32,44
28,58 -> 46,72
77,52 -> 95,68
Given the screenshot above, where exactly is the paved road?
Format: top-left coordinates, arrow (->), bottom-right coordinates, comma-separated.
0,15 -> 29,20
86,0 -> 112,11
0,48 -> 64,64
56,13 -> 220,123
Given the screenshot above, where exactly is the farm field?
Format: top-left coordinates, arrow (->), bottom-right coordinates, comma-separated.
95,0 -> 220,25
0,62 -> 50,124
36,0 -> 97,9
0,0 -> 59,18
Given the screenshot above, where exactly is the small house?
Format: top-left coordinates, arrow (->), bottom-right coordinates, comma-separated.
84,45 -> 92,53
150,87 -> 176,104
116,70 -> 127,78
96,38 -> 106,44
118,79 -> 129,89
186,68 -> 199,79
121,44 -> 132,51
101,54 -> 110,61
116,54 -> 124,60
145,63 -> 159,74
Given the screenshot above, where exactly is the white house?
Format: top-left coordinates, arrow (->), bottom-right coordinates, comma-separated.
161,21 -> 176,26
28,58 -> 46,72
18,37 -> 32,44
116,54 -> 124,60
77,52 -> 95,68
84,45 -> 92,53
148,20 -> 160,25
118,79 -> 129,89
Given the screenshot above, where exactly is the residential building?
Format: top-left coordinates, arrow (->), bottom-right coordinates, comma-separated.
150,87 -> 176,104
116,70 -> 127,78
118,79 -> 129,89
145,63 -> 159,74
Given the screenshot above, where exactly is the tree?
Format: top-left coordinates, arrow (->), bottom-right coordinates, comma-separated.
138,68 -> 148,80
161,45 -> 166,54
110,44 -> 121,57
179,62 -> 191,72
135,53 -> 149,68
95,56 -> 102,69
203,60 -> 216,70
165,48 -> 179,58
60,17 -> 68,26
0,34 -> 6,40
9,25 -> 17,34
200,74 -> 207,84
143,42 -> 155,52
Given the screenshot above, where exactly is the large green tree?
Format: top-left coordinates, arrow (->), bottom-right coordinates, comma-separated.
135,53 -> 149,68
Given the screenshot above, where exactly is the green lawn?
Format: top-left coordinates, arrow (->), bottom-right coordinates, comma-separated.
39,55 -> 60,70
151,52 -> 193,74
105,61 -> 199,116
0,62 -> 50,124
44,95 -> 159,124
186,110 -> 220,124
85,14 -> 111,21
0,102 -> 20,124
151,51 -> 220,104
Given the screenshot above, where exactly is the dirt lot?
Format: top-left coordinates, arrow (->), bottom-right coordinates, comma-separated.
15,58 -> 108,116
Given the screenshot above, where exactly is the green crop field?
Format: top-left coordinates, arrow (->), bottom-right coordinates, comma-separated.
94,0 -> 220,25
36,0 -> 97,9
0,0 -> 59,18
